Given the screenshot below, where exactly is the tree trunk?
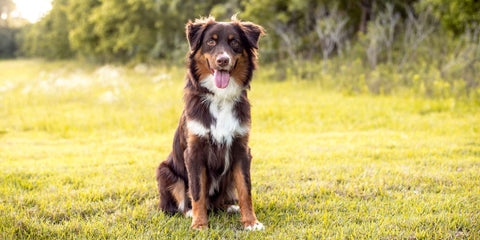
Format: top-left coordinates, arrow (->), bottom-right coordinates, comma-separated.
359,0 -> 373,34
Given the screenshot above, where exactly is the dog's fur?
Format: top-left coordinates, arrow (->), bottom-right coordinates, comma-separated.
155,16 -> 265,230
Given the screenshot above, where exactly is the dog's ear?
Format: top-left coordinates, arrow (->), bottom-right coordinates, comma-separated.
240,22 -> 265,49
186,17 -> 215,52
186,21 -> 203,51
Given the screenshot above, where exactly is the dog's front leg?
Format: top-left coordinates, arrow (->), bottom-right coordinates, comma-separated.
232,144 -> 264,231
185,135 -> 209,230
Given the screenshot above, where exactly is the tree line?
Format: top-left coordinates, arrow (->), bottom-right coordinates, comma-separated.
0,0 -> 477,62
1,0 -> 479,99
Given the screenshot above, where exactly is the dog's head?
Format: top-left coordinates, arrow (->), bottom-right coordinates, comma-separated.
186,16 -> 264,89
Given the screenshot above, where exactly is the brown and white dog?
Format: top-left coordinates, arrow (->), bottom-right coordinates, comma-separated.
155,16 -> 265,230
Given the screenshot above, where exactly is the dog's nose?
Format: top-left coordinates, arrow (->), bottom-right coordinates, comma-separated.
216,56 -> 230,67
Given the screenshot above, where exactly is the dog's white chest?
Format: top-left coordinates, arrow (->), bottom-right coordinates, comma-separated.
208,98 -> 247,146
185,96 -> 248,144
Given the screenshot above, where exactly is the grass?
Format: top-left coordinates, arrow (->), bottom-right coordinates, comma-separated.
0,59 -> 479,239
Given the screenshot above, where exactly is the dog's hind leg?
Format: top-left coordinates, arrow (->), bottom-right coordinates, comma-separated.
169,180 -> 190,215
156,155 -> 183,215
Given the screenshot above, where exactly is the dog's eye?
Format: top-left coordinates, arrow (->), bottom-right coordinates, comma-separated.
230,40 -> 239,47
207,39 -> 216,46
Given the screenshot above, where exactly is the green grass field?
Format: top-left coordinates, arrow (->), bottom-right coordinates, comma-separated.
1,59 -> 479,239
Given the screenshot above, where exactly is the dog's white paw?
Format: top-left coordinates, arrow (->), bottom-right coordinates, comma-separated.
226,205 -> 240,214
245,221 -> 264,231
185,210 -> 193,218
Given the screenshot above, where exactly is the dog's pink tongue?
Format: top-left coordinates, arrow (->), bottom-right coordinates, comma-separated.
214,70 -> 230,88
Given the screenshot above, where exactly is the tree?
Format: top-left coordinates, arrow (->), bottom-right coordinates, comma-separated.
88,0 -> 158,62
242,0 -> 363,61
314,3 -> 349,72
417,0 -> 480,34
0,27 -> 18,58
20,0 -> 73,59
0,0 -> 22,58
67,0 -> 101,59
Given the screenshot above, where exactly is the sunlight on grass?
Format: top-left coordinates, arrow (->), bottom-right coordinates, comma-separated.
0,59 -> 479,239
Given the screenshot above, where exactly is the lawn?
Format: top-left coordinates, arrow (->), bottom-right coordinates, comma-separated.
0,59 -> 479,239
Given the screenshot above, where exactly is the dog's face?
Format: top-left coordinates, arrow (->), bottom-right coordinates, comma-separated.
186,17 -> 264,89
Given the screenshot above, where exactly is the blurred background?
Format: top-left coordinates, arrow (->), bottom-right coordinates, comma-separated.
0,0 -> 479,100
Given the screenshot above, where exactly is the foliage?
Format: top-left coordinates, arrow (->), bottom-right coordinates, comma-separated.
19,0 -> 73,59
9,0 -> 480,62
0,27 -> 18,58
0,0 -> 22,58
241,0 -> 360,61
66,0 -> 101,60
260,1 -> 480,100
0,60 -> 479,239
417,0 -> 480,34
3,0 -> 480,99
69,0 -> 158,62
19,0 -> 240,62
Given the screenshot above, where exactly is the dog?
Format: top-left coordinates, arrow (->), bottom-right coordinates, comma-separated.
155,16 -> 265,230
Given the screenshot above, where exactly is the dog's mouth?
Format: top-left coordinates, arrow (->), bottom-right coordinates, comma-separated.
207,59 -> 237,89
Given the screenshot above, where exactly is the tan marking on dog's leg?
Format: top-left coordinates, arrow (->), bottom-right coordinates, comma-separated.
232,164 -> 264,230
190,168 -> 208,230
170,181 -> 186,213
